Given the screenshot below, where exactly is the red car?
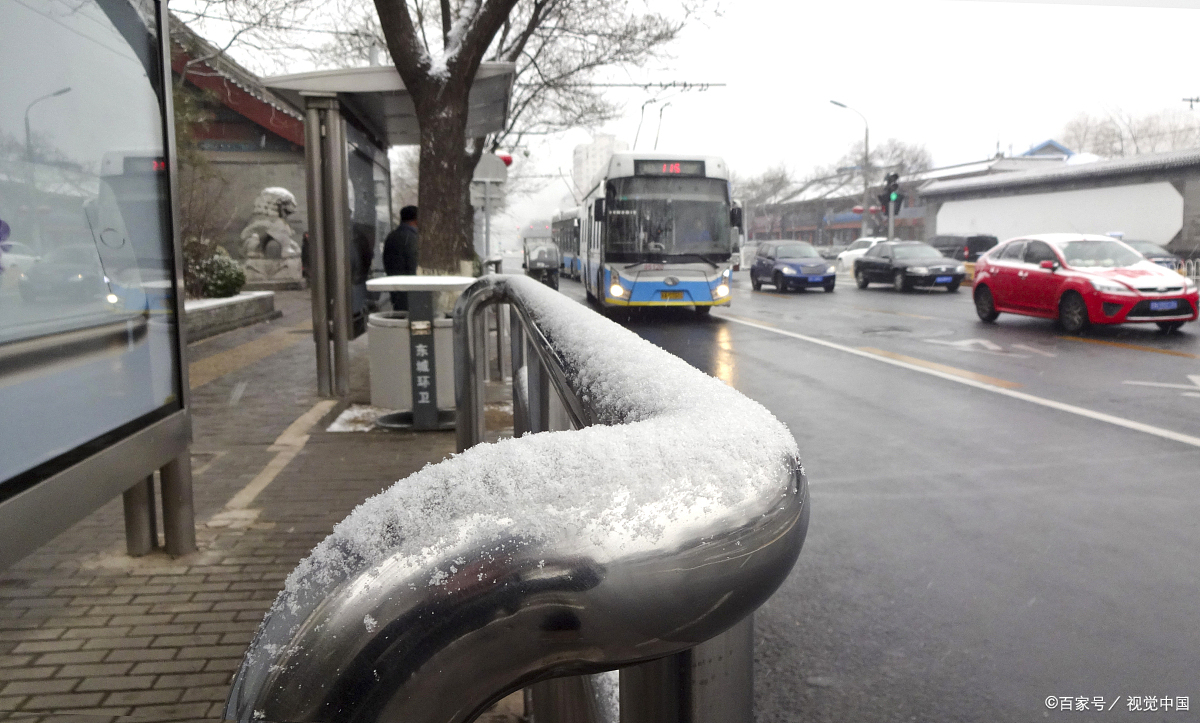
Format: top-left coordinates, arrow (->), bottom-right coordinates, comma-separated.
972,233 -> 1199,333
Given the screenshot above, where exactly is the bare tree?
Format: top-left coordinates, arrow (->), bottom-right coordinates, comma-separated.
314,0 -> 697,263
1060,108 -> 1200,158
731,165 -> 794,206
174,0 -> 707,272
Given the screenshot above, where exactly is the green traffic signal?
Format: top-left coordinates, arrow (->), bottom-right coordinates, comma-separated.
890,192 -> 898,201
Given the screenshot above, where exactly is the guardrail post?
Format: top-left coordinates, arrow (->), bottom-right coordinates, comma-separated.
511,306 -> 529,437
619,616 -> 753,723
499,303 -> 512,381
525,334 -> 550,434
529,677 -> 605,723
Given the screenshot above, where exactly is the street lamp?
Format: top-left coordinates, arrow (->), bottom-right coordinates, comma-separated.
830,100 -> 870,240
24,87 -> 72,164
23,87 -> 70,252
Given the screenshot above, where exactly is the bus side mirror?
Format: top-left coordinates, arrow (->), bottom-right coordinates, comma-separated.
731,206 -> 744,231
593,199 -> 605,222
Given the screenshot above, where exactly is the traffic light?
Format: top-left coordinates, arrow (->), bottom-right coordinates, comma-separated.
883,173 -> 902,216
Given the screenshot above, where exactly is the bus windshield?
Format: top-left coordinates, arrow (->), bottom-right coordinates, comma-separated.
604,177 -> 731,262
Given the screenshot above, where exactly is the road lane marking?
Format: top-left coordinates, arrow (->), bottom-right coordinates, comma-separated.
922,338 -> 1024,357
1123,375 -> 1200,398
218,399 -> 338,517
1012,343 -> 1057,357
720,312 -> 1200,450
188,321 -> 312,389
859,347 -> 1022,389
1059,336 -> 1200,359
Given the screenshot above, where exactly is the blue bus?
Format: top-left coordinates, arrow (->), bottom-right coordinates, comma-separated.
581,153 -> 742,315
551,208 -> 582,280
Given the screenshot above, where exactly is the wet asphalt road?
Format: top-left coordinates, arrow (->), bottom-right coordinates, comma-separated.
540,264 -> 1200,722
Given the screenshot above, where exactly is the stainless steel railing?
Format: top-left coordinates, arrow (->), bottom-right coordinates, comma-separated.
224,274 -> 809,723
1183,259 -> 1200,284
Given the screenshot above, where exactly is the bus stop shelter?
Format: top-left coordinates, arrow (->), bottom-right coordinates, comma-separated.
263,63 -> 516,397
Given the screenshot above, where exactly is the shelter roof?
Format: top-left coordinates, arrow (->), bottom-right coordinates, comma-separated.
263,64 -> 516,148
169,15 -> 305,145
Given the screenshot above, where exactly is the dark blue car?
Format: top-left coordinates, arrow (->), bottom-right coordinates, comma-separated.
750,241 -> 836,292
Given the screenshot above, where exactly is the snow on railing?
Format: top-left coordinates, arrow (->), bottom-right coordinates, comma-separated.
224,275 -> 809,723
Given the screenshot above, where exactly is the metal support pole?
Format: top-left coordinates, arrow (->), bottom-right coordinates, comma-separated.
304,101 -> 332,397
510,307 -> 529,438
529,677 -> 603,723
122,476 -> 156,557
499,303 -> 512,381
484,304 -> 495,383
862,122 -> 871,239
888,200 -> 895,241
525,334 -> 550,433
324,106 -> 351,397
619,615 -> 754,723
484,181 -> 492,258
160,455 -> 196,557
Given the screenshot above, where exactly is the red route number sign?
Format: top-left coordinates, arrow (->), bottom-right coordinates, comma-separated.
634,159 -> 705,177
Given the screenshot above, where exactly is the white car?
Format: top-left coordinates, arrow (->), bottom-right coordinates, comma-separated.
836,236 -> 889,272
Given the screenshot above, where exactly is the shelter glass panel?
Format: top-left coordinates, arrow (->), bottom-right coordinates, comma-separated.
0,0 -> 181,489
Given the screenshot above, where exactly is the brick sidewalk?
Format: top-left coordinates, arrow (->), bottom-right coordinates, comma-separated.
0,291 -> 495,721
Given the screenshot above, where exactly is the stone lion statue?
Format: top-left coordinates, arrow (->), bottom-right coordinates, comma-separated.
241,187 -> 299,259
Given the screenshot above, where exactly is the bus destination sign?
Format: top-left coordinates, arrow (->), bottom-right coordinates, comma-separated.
123,156 -> 167,175
634,160 -> 705,177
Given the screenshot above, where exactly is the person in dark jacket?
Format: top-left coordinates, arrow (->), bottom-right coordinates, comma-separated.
382,205 -> 419,311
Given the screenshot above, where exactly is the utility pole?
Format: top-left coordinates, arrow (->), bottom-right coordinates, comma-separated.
831,100 -> 870,240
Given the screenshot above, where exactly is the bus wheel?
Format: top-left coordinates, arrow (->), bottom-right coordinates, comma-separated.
696,306 -> 712,317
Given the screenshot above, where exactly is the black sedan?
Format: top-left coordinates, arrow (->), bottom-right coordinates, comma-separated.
853,241 -> 966,292
1124,240 -> 1181,270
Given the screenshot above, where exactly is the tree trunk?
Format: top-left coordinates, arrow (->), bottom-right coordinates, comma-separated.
415,91 -> 472,275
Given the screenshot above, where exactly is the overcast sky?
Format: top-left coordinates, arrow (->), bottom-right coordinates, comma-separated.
496,0 -> 1200,248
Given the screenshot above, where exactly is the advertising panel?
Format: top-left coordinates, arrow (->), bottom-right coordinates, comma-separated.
0,1 -> 182,503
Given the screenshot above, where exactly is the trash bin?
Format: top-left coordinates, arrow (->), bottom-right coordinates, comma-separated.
367,311 -> 454,412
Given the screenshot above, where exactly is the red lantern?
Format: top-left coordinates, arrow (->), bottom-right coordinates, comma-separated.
852,206 -> 864,214
498,154 -> 513,167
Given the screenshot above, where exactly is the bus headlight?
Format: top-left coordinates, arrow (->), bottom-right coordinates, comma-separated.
714,283 -> 730,298
609,283 -> 626,297
106,294 -> 119,304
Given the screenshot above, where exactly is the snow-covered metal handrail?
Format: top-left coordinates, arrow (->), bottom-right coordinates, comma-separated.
224,274 -> 809,723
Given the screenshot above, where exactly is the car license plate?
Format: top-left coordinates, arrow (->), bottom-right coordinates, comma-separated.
807,275 -> 824,283
1150,300 -> 1179,311
660,291 -> 683,300
935,275 -> 953,283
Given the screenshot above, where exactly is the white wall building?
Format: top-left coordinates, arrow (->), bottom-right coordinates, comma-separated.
573,134 -> 628,198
